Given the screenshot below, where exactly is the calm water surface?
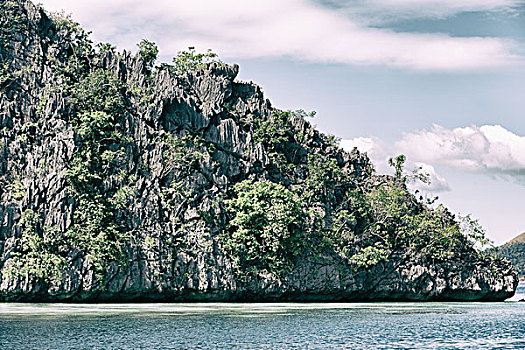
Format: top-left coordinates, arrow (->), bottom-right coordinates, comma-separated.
1,283 -> 524,349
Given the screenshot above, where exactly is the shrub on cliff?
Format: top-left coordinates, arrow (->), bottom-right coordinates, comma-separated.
137,39 -> 158,73
223,180 -> 305,278
171,47 -> 219,75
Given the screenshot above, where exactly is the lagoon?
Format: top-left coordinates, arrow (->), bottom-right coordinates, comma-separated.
1,283 -> 524,349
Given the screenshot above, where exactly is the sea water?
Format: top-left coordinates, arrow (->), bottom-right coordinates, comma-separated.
1,283 -> 524,349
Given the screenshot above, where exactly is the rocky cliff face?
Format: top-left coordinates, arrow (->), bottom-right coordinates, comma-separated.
0,0 -> 518,301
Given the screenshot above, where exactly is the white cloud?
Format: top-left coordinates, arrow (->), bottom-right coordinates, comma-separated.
410,162 -> 451,192
395,124 -> 525,183
340,137 -> 451,192
37,0 -> 524,71
340,137 -> 380,154
341,124 -> 525,190
340,136 -> 389,170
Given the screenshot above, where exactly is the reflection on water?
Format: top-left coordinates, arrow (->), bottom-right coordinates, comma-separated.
0,282 -> 524,350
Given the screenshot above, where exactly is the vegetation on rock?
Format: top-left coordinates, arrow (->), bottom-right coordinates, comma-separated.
5,209 -> 66,282
223,180 -> 304,278
0,0 -> 516,301
171,47 -> 219,76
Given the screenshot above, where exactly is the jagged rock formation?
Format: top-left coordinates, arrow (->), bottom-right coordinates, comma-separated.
0,0 -> 518,301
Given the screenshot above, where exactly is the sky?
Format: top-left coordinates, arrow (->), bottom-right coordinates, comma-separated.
38,0 -> 525,245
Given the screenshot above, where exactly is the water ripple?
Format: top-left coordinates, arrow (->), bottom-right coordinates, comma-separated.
0,283 -> 524,349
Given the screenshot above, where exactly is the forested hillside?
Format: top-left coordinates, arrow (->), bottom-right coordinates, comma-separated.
498,233 -> 525,280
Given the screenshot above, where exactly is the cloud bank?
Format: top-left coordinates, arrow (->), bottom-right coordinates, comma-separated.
340,137 -> 450,192
396,124 -> 525,179
38,0 -> 523,71
341,124 -> 525,189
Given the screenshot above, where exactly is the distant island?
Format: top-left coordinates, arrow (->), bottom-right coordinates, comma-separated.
498,232 -> 525,281
0,0 -> 518,302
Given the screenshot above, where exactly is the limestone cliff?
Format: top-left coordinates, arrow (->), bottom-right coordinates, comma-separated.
0,0 -> 517,301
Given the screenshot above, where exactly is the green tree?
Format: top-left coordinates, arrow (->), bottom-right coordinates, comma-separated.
49,11 -> 94,79
137,39 -> 158,72
6,210 -> 66,282
222,180 -> 304,278
68,69 -> 126,115
171,47 -> 219,75
388,154 -> 406,180
96,42 -> 116,54
459,213 -> 493,250
250,110 -> 299,173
